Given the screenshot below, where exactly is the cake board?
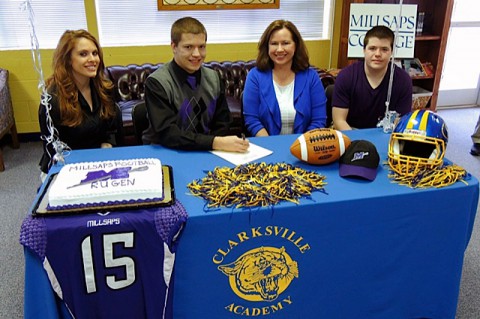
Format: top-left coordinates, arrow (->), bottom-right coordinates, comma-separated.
32,165 -> 175,216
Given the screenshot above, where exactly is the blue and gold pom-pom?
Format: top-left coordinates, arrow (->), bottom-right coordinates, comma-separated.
388,163 -> 468,188
187,162 -> 327,209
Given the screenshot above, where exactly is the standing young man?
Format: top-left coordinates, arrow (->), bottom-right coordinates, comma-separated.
332,25 -> 412,130
143,17 -> 249,152
470,115 -> 480,155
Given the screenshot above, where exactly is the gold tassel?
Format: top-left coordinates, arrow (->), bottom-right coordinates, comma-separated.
389,164 -> 468,188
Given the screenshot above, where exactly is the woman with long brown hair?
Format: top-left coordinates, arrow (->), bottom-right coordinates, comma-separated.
38,29 -> 117,178
243,20 -> 327,136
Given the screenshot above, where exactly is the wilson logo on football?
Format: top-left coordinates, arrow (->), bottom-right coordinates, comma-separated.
290,128 -> 351,165
313,144 -> 336,152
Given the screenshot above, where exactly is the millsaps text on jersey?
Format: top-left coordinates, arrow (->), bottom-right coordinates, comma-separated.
87,218 -> 121,227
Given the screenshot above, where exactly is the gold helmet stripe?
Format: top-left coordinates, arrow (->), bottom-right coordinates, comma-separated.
405,110 -> 429,131
406,110 -> 420,129
419,110 -> 430,131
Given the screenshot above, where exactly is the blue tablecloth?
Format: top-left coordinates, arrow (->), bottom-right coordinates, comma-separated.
23,128 -> 479,319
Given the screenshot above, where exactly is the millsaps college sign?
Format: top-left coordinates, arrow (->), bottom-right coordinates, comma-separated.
348,4 -> 418,59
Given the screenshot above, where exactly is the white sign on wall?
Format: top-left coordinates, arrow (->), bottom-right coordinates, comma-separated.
348,4 -> 418,58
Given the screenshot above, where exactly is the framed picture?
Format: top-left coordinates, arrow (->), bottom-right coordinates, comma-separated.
158,0 -> 279,11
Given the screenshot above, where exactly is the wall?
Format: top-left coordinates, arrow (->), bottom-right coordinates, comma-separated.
0,0 -> 342,134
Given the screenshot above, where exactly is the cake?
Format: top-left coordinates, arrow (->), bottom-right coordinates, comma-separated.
47,158 -> 163,211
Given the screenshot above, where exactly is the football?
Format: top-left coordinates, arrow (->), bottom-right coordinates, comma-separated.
290,128 -> 351,165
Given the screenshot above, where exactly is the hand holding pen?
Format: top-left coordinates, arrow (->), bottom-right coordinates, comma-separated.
212,134 -> 249,153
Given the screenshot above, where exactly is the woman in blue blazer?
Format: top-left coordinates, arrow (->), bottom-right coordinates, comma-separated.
243,20 -> 327,137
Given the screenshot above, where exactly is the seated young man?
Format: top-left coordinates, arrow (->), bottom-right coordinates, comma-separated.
142,17 -> 249,153
332,25 -> 412,130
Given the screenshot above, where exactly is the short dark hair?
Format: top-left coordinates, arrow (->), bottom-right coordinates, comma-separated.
256,20 -> 310,72
171,17 -> 207,45
363,25 -> 395,50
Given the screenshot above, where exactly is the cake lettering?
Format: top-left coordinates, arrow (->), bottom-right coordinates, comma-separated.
68,159 -> 156,171
68,166 -> 148,189
48,158 -> 164,210
91,178 -> 136,188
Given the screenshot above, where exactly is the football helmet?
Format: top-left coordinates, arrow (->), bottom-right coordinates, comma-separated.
388,109 -> 448,176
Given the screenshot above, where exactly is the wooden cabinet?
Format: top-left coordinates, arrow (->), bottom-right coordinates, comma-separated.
337,0 -> 454,111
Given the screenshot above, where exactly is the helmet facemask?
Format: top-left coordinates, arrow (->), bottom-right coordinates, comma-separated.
388,132 -> 446,177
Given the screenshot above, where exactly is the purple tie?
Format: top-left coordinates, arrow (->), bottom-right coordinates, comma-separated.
187,75 -> 197,90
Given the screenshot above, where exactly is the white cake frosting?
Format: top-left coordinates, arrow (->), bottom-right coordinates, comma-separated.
48,158 -> 163,210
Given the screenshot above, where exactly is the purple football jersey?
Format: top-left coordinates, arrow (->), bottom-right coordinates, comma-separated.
20,201 -> 188,319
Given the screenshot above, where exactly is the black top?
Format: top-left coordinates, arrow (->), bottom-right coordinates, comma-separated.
38,81 -> 116,173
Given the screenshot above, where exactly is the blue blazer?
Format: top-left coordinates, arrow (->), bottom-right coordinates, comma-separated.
242,67 -> 327,136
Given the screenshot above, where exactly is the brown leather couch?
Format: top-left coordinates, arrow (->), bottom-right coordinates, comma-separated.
105,60 -> 335,144
0,68 -> 19,171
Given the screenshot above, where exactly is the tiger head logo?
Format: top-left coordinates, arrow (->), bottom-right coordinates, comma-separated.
217,246 -> 298,302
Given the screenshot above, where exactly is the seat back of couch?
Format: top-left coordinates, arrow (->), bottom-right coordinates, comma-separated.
203,60 -> 256,101
106,63 -> 162,104
105,60 -> 257,104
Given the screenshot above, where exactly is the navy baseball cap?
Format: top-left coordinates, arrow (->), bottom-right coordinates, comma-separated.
339,140 -> 380,181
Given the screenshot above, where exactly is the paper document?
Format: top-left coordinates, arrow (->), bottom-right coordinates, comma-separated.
211,143 -> 273,166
